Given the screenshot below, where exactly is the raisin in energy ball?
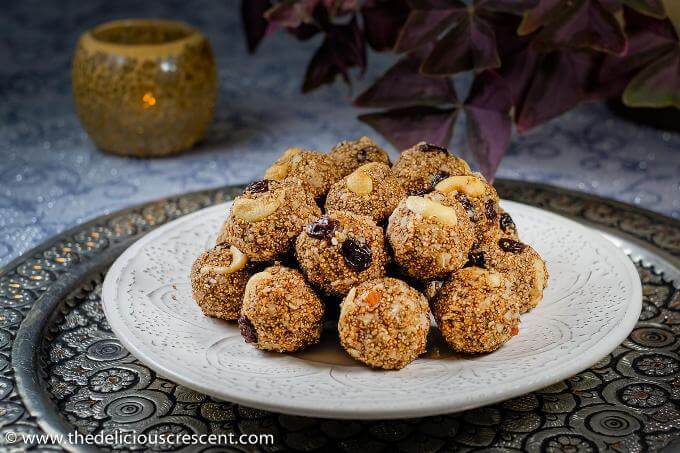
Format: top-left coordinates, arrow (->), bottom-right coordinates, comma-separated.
329,136 -> 391,177
434,173 -> 501,238
433,267 -> 520,353
325,162 -> 406,224
264,147 -> 341,198
295,211 -> 388,296
190,244 -> 252,320
218,179 -> 320,262
386,192 -> 475,280
480,237 -> 548,313
338,278 -> 430,370
239,265 -> 324,352
392,142 -> 471,195
498,208 -> 520,240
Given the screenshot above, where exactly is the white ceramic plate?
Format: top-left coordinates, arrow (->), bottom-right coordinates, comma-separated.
102,200 -> 641,419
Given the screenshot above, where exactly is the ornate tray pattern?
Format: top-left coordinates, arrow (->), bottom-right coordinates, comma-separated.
1,181 -> 679,452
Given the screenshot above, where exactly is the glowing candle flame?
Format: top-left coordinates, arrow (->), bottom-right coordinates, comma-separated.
142,92 -> 156,108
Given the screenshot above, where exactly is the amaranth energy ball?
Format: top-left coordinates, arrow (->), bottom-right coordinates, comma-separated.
339,277 -> 430,370
295,211 -> 388,296
239,265 -> 324,352
190,243 -> 252,320
329,136 -> 391,177
392,142 -> 471,195
264,147 -> 341,198
478,236 -> 548,313
433,267 -> 520,353
386,192 -> 475,280
325,162 -> 406,224
434,173 -> 501,239
218,179 -> 320,262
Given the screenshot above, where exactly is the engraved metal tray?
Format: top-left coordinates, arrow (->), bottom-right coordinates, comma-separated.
2,180 -> 679,452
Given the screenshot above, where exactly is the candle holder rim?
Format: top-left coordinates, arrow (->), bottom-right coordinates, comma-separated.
80,18 -> 204,56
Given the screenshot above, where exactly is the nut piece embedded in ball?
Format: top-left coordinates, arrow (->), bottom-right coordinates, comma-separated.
433,267 -> 520,353
240,265 -> 324,352
435,175 -> 487,198
264,147 -> 342,198
387,192 -> 475,280
218,180 -> 321,262
325,163 -> 406,224
329,136 -> 391,177
347,170 -> 373,194
295,211 -> 388,296
434,172 -> 501,239
339,278 -> 431,370
392,142 -> 471,195
190,244 -> 253,320
405,195 -> 459,226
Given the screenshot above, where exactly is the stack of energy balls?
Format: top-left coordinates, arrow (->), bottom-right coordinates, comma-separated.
190,138 -> 548,370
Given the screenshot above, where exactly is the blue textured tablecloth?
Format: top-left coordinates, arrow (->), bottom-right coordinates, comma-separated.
1,0 -> 679,267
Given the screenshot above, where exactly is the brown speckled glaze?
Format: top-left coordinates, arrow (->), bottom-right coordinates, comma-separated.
72,19 -> 217,157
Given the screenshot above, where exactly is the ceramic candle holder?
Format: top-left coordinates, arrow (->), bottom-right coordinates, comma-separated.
72,19 -> 217,157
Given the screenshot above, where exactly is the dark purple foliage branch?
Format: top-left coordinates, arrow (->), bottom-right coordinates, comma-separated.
242,0 -> 680,179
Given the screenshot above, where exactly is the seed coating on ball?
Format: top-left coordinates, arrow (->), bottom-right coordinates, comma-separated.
325,162 -> 406,224
329,136 -> 391,177
392,141 -> 471,195
218,180 -> 321,262
240,265 -> 324,352
479,236 -> 548,313
339,278 -> 431,370
296,211 -> 388,296
386,192 -> 475,280
433,267 -> 520,353
434,172 -> 501,240
264,147 -> 341,198
190,243 -> 253,320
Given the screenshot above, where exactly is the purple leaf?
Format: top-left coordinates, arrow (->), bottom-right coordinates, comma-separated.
492,15 -> 540,107
421,14 -> 501,75
623,48 -> 680,108
600,32 -> 675,83
394,0 -> 467,52
600,9 -> 677,82
499,46 -> 540,108
476,0 -> 539,14
621,0 -> 666,18
354,56 -> 457,108
489,10 -> 535,58
288,22 -> 323,40
302,16 -> 366,92
517,0 -> 562,35
530,0 -> 628,55
516,51 -> 599,131
599,0 -> 623,12
265,0 -> 319,28
242,0 -> 274,52
465,70 -> 513,128
464,71 -> 513,180
626,3 -> 677,38
361,0 -> 410,51
358,106 -> 458,150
